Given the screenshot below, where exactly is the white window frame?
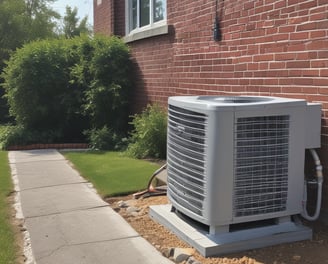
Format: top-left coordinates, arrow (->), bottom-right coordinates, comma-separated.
124,0 -> 168,43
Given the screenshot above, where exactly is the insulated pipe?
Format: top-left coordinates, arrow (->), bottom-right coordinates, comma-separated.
301,149 -> 323,221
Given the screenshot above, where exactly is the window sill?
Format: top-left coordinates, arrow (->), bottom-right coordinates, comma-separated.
124,24 -> 168,43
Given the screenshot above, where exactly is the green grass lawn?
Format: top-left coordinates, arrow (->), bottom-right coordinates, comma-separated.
63,151 -> 161,197
0,151 -> 17,264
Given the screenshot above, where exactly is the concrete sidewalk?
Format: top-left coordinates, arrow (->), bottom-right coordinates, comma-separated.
9,149 -> 173,264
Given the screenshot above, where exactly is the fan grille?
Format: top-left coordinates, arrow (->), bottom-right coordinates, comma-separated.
233,115 -> 290,217
167,105 -> 207,216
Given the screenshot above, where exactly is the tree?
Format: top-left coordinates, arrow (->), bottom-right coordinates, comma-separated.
25,0 -> 60,40
0,0 -> 59,64
0,0 -> 29,122
63,6 -> 91,38
0,0 -> 59,122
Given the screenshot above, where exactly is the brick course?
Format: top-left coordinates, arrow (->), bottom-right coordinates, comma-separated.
95,0 -> 328,218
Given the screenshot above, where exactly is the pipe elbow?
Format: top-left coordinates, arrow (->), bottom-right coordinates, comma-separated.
301,149 -> 323,221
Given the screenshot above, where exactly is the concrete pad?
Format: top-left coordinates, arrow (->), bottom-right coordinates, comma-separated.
9,149 -> 65,163
36,237 -> 173,264
20,183 -> 107,218
25,207 -> 140,260
150,204 -> 312,257
13,160 -> 86,190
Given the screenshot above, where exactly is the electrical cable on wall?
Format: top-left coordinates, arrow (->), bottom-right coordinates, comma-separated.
214,0 -> 222,41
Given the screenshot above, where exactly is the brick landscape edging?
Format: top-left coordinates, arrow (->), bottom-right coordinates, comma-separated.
6,143 -> 89,151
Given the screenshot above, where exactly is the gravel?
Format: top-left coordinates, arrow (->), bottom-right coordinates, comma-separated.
106,195 -> 328,264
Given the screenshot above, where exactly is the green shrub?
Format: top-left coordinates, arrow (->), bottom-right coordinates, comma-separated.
0,125 -> 60,149
126,104 -> 167,159
84,126 -> 125,150
1,38 -> 83,140
1,35 -> 132,144
79,36 -> 131,133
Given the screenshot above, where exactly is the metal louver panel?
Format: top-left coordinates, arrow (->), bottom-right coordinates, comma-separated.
233,115 -> 290,218
167,105 -> 207,216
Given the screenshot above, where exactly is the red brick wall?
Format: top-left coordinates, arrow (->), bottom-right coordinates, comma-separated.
114,0 -> 125,36
93,0 -> 113,35
94,0 -> 126,36
95,0 -> 328,217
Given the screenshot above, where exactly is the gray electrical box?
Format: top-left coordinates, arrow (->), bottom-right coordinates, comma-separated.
305,103 -> 321,149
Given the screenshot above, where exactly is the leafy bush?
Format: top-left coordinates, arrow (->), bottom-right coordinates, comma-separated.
126,104 -> 167,159
3,40 -> 76,130
1,35 -> 132,145
0,125 -> 60,149
84,126 -> 124,150
71,36 -> 132,132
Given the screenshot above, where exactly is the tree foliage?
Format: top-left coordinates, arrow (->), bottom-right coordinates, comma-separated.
0,0 -> 60,122
0,0 -> 59,66
0,0 -> 28,67
25,0 -> 60,39
63,6 -> 91,38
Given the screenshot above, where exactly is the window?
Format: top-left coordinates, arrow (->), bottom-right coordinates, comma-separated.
125,0 -> 167,41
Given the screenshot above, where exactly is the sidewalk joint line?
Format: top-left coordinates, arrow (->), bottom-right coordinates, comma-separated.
19,181 -> 89,192
9,158 -> 67,165
72,235 -> 142,246
25,205 -> 111,219
36,235 -> 141,262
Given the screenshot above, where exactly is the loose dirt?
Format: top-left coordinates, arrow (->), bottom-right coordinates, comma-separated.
106,195 -> 328,264
8,193 -> 26,264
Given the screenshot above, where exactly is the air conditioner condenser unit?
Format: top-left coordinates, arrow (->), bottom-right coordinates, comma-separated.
150,95 -> 321,256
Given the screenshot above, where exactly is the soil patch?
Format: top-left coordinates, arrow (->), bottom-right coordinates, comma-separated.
106,195 -> 328,264
8,193 -> 26,264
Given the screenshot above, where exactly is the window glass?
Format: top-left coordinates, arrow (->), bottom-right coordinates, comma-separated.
127,0 -> 166,34
140,0 -> 150,27
132,0 -> 138,29
154,0 -> 165,22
